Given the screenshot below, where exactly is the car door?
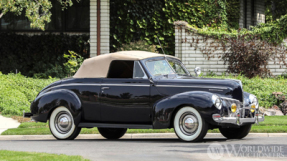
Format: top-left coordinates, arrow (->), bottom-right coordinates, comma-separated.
100,60 -> 151,124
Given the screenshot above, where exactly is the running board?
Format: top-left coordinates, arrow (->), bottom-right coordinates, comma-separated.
78,123 -> 153,129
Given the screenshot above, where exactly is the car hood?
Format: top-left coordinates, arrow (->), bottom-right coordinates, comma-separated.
154,76 -> 243,102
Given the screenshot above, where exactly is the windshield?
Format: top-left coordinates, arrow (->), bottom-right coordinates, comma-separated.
167,58 -> 190,76
146,59 -> 175,76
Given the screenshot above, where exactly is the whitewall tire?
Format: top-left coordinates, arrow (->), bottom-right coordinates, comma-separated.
173,107 -> 208,142
49,106 -> 81,140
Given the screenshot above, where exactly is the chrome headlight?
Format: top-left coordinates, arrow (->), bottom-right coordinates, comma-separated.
249,94 -> 258,108
212,95 -> 222,110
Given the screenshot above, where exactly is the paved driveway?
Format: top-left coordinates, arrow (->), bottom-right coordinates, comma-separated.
0,135 -> 286,161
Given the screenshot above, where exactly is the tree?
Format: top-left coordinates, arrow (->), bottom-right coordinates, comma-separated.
0,0 -> 79,30
266,0 -> 287,20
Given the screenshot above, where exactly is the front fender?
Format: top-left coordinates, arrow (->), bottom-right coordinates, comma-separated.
31,89 -> 82,125
153,91 -> 219,129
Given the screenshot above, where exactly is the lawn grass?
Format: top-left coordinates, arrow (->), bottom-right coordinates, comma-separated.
0,150 -> 89,161
2,116 -> 287,135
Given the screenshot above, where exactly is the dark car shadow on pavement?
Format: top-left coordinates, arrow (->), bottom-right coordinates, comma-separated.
13,138 -> 236,144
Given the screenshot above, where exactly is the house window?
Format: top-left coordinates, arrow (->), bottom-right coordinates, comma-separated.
0,0 -> 89,32
65,0 -> 89,31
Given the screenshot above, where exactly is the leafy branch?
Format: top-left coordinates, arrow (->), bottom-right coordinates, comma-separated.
0,0 -> 80,30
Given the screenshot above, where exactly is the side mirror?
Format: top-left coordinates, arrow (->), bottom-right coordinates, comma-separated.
194,67 -> 201,77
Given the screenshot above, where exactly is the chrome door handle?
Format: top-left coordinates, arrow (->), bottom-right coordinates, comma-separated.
101,87 -> 110,90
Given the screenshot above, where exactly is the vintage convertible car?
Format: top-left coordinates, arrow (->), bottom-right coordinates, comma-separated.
24,51 -> 264,142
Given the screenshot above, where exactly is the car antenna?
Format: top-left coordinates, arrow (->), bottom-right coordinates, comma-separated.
156,36 -> 166,58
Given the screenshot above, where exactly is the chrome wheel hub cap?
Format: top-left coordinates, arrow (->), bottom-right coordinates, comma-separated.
55,112 -> 72,134
179,113 -> 198,136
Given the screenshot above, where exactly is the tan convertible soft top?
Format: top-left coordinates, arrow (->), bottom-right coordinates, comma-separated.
73,51 -> 178,78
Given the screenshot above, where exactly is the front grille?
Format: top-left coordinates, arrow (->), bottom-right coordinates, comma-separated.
221,97 -> 243,117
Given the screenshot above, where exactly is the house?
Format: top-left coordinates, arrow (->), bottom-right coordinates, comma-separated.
0,0 -> 110,57
239,0 -> 265,29
174,1 -> 287,76
0,0 -> 266,58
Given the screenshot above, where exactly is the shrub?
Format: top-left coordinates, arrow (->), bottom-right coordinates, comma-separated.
0,33 -> 89,78
63,51 -> 84,77
0,73 -> 58,115
222,33 -> 287,78
117,40 -> 158,53
33,50 -> 84,79
0,73 -> 286,116
206,74 -> 287,108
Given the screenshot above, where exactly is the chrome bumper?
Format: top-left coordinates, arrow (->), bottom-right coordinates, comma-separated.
212,113 -> 264,125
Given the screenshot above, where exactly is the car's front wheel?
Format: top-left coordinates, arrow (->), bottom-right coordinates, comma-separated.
173,107 -> 208,142
219,124 -> 251,139
98,128 -> 127,139
49,106 -> 81,140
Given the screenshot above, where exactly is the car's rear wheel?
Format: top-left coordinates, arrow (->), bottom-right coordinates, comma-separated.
173,107 -> 208,142
219,124 -> 251,139
49,106 -> 81,140
98,128 -> 127,139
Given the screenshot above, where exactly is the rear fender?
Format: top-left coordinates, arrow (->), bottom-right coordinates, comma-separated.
30,89 -> 82,125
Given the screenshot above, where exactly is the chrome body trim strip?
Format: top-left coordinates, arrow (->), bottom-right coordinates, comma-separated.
101,84 -> 150,87
38,83 -> 150,96
53,83 -> 150,88
156,85 -> 228,90
221,97 -> 239,101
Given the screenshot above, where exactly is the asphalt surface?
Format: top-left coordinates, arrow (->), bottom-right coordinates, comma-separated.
0,135 -> 287,161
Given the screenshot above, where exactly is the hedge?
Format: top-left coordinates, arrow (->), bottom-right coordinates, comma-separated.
0,72 -> 57,115
0,32 -> 89,78
0,73 -> 285,116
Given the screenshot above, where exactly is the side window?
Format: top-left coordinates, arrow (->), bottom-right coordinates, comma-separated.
133,61 -> 147,79
107,61 -> 134,78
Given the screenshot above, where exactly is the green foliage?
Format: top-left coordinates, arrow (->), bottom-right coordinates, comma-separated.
63,51 -> 84,77
206,70 -> 217,77
0,33 -> 89,78
265,0 -> 287,21
0,73 -> 285,116
225,0 -> 240,29
0,0 -> 80,30
187,14 -> 287,45
205,74 -> 287,108
110,0 -> 232,55
188,24 -> 244,38
0,73 -> 58,115
251,14 -> 287,44
0,150 -> 89,161
117,41 -> 158,53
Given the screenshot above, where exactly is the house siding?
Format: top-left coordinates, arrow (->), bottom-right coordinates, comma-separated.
90,0 -> 110,57
239,0 -> 265,29
255,0 -> 265,25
